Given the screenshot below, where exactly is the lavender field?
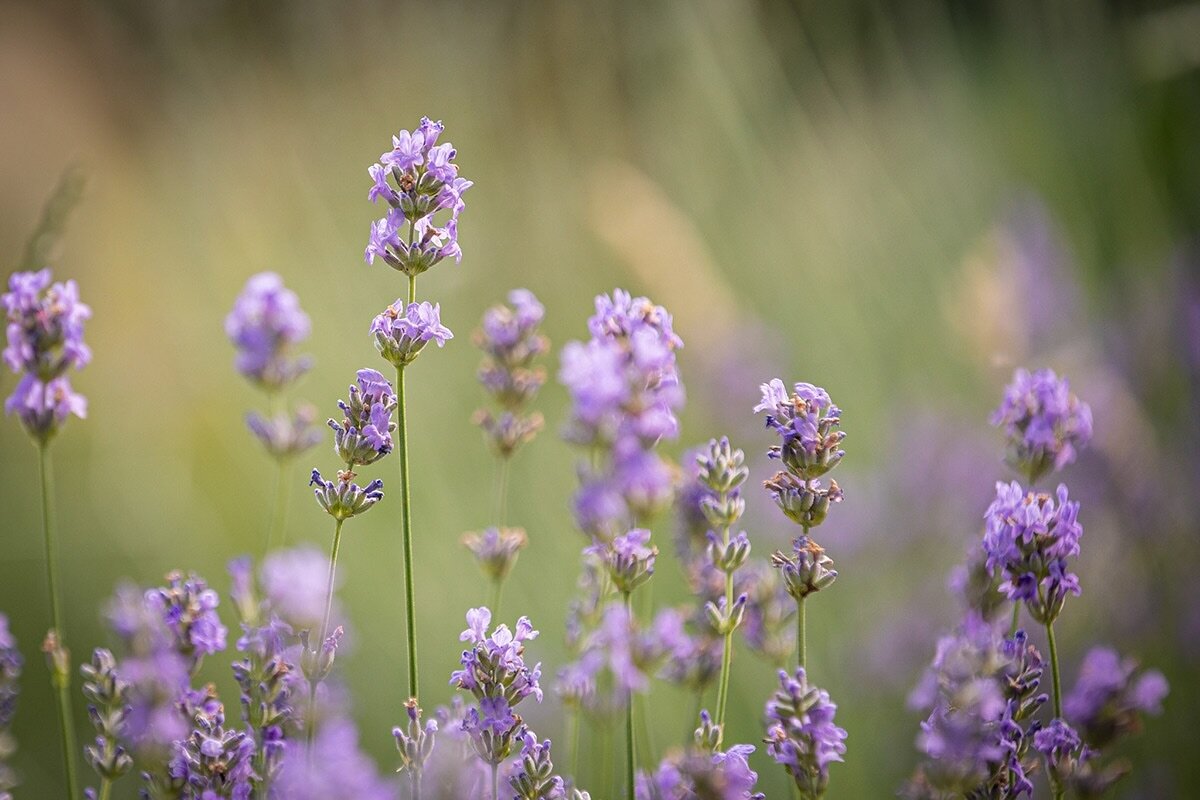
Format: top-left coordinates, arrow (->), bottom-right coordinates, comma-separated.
1,2 -> 1197,798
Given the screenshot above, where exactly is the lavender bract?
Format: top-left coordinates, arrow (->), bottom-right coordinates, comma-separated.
225,272 -> 312,391
991,368 -> 1092,483
309,469 -> 384,521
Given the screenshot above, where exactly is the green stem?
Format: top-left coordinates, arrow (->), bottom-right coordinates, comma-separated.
494,456 -> 511,527
1009,602 -> 1020,638
490,577 -> 503,618
715,514 -> 734,730
1045,620 -> 1063,718
797,596 -> 807,671
624,591 -> 636,800
98,778 -> 112,800
568,707 -> 581,782
491,762 -> 499,800
396,364 -> 419,701
37,444 -> 79,799
307,517 -> 345,750
265,457 -> 290,554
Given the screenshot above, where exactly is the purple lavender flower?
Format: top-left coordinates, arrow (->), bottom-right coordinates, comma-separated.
451,608 -> 543,765
3,372 -> 86,443
372,299 -> 454,368
147,571 -> 228,672
246,404 -> 322,461
328,369 -> 397,467
3,268 -> 91,379
168,701 -> 255,799
764,667 -> 847,799
1063,646 -> 1168,748
366,118 -> 471,275
508,730 -> 568,800
636,736 -> 764,799
1031,718 -> 1127,797
474,288 -> 549,458
763,473 -> 843,530
261,545 -> 341,633
0,615 -> 21,799
754,380 -> 845,481
309,468 -> 384,520
274,719 -> 397,800
225,272 -> 312,391
588,528 -> 658,595
770,536 -> 837,601
80,648 -> 133,786
982,481 -> 1082,624
392,698 -> 437,781
560,290 -> 685,537
462,527 -> 529,582
991,368 -> 1092,483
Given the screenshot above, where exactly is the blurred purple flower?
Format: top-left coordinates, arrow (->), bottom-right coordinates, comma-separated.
764,667 -> 847,798
991,368 -> 1092,483
225,272 -> 312,391
1064,646 -> 1168,749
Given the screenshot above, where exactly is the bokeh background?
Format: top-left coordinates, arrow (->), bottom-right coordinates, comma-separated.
2,1 -> 1198,796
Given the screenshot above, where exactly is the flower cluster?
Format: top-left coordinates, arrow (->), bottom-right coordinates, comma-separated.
328,369 -> 397,467
462,527 -> 529,583
81,648 -> 133,791
1063,646 -> 1167,748
168,701 -> 255,798
588,528 -> 658,596
371,300 -> 453,369
637,716 -> 764,800
991,368 -> 1092,484
147,571 -> 228,673
310,469 -> 384,521
0,615 -> 21,800
560,289 -> 685,537
365,117 -> 471,275
473,288 -> 549,458
509,730 -> 569,800
904,618 -> 1045,798
274,719 -> 396,800
225,272 -> 312,391
764,667 -> 847,799
450,608 -> 543,765
770,536 -> 837,603
982,482 -> 1082,624
755,380 -> 845,481
392,698 -> 438,782
245,404 -> 322,462
1031,719 -> 1127,797
3,268 -> 90,442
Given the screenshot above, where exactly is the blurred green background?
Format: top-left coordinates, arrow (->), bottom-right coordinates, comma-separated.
2,0 -> 1198,796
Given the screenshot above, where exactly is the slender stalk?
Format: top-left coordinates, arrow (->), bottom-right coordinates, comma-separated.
489,578 -> 503,618
624,591 -> 636,800
307,517 -> 345,750
98,778 -> 112,800
1045,621 -> 1063,718
715,513 -> 735,729
265,458 -> 290,554
797,596 -> 807,670
494,456 -> 511,526
568,707 -> 581,782
410,770 -> 422,800
491,762 -> 499,800
396,363 -> 419,701
37,444 -> 80,799
1009,603 -> 1020,638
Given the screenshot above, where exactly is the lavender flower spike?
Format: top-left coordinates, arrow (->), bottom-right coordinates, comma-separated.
392,698 -> 437,780
588,528 -> 658,595
991,368 -> 1092,483
225,271 -> 313,391
80,648 -> 133,788
462,527 -> 529,582
764,667 -> 847,799
755,380 -> 845,481
365,118 -> 471,275
246,404 -> 322,462
328,369 -> 397,467
372,299 -> 453,368
770,536 -> 838,601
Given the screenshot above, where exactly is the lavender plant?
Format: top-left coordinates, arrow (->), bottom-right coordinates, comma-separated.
903,369 -> 1165,799
3,267 -> 90,797
464,288 -> 549,613
227,272 -> 320,552
763,667 -> 847,799
366,117 -> 469,714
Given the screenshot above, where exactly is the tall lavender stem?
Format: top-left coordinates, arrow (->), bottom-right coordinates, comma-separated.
307,516 -> 344,752
796,597 -> 806,670
38,444 -> 80,799
623,591 -> 636,800
714,514 -> 735,727
396,363 -> 418,701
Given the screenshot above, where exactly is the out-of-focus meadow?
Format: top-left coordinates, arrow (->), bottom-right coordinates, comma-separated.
2,1 -> 1198,796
